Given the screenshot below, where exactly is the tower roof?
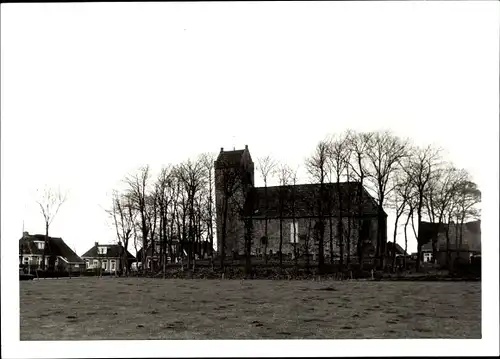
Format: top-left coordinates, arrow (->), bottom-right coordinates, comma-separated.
215,147 -> 247,169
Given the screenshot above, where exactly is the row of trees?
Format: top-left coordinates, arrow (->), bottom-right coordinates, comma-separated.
303,130 -> 480,272
104,130 -> 480,275
30,129 -> 480,276
108,153 -> 218,275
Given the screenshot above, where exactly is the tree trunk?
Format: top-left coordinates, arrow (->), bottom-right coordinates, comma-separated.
244,217 -> 253,277
347,217 -> 352,265
293,218 -> 298,268
415,195 -> 424,272
337,183 -> 344,268
318,173 -> 326,271
264,184 -> 269,264
392,215 -> 400,272
329,216 -> 333,264
220,198 -> 229,270
42,222 -> 49,271
279,216 -> 283,267
403,209 -> 411,270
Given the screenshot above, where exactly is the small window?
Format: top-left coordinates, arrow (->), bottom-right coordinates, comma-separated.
35,241 -> 45,250
93,260 -> 98,267
98,247 -> 108,255
102,260 -> 107,270
110,260 -> 116,271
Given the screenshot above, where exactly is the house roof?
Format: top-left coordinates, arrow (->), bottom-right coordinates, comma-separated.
418,222 -> 445,246
81,244 -> 136,260
243,182 -> 384,218
387,241 -> 408,256
19,233 -> 84,263
465,220 -> 481,234
419,220 -> 481,251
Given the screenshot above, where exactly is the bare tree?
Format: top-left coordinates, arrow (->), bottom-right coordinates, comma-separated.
389,171 -> 412,271
305,140 -> 330,270
277,163 -> 292,266
109,190 -> 136,276
402,195 -> 416,270
345,130 -> 373,267
289,165 -> 300,268
200,153 -> 217,263
454,179 -> 481,252
125,165 -> 151,274
256,155 -> 277,263
402,145 -> 442,272
364,131 -> 409,268
177,158 -> 207,270
326,133 -> 350,266
155,166 -> 174,275
424,166 -> 468,264
36,186 -> 68,270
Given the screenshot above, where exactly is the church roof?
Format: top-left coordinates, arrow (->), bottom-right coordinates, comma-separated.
243,182 -> 384,219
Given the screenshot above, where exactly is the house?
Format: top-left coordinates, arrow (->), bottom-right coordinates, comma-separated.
19,231 -> 84,273
214,146 -> 387,261
386,241 -> 409,261
81,242 -> 136,273
419,220 -> 481,265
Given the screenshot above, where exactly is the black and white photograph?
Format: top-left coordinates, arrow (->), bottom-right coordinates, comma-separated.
1,1 -> 499,358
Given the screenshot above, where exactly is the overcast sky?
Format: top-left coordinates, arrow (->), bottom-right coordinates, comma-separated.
2,2 -> 498,258
1,2 -> 499,358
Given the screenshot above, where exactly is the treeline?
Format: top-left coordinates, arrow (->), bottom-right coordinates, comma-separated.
302,130 -> 480,272
108,154 -> 217,275
108,129 -> 480,275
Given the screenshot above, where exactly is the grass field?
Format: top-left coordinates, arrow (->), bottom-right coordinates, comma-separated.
19,278 -> 481,340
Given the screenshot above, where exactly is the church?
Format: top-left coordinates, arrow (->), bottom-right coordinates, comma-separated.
214,145 -> 387,262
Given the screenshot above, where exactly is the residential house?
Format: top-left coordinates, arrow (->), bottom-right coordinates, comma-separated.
19,231 -> 84,273
419,220 -> 481,266
81,242 -> 136,273
386,241 -> 410,264
214,146 -> 387,261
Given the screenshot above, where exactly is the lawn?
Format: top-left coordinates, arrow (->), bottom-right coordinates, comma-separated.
20,277 -> 481,340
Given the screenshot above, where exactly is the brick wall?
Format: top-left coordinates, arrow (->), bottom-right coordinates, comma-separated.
218,216 -> 379,259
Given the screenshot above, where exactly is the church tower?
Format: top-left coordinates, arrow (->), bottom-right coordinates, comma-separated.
214,145 -> 254,257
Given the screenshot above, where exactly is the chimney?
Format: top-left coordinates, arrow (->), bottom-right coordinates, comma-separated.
245,144 -> 248,150
23,231 -> 29,237
220,147 -> 224,152
95,242 -> 98,247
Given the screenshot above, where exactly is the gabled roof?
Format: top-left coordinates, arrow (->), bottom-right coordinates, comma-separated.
243,182 -> 384,218
387,241 -> 408,256
465,220 -> 481,234
19,233 -> 84,263
419,220 -> 481,250
81,244 -> 136,260
418,222 -> 445,246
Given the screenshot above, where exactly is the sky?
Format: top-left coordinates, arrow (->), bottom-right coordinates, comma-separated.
1,2 -> 499,356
